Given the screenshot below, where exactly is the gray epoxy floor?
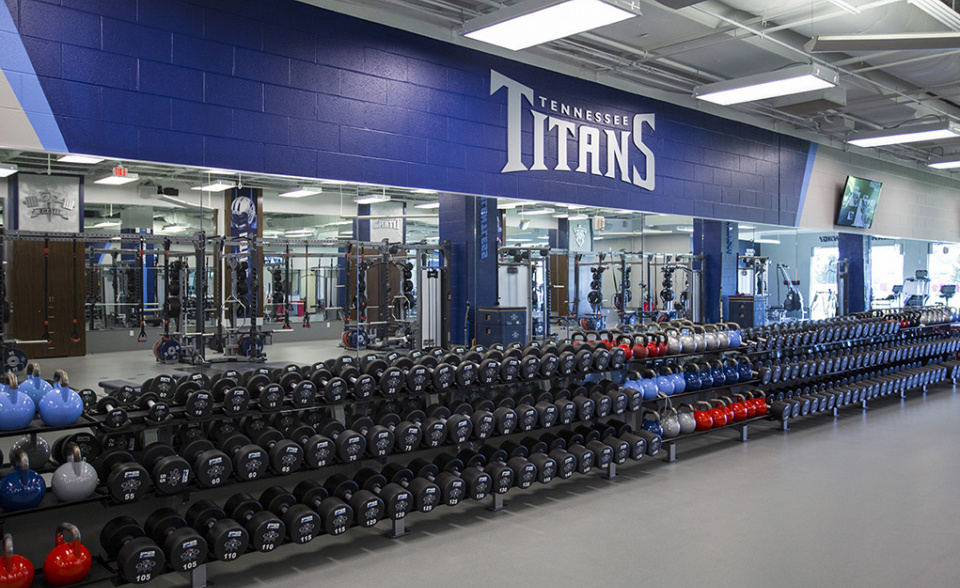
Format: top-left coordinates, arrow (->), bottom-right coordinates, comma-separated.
33,344 -> 960,588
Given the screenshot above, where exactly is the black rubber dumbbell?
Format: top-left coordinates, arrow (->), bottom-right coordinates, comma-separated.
363,358 -> 405,397
244,368 -> 285,411
293,480 -> 353,537
375,412 -> 422,453
354,468 -> 412,521
324,473 -> 385,528
406,458 -> 467,507
95,394 -> 130,430
278,420 -> 334,469
541,432 -> 595,475
327,356 -> 376,399
249,426 -> 304,475
94,450 -> 151,503
272,364 -> 316,408
184,500 -> 249,562
402,409 -> 446,448
502,439 -> 558,484
424,406 -> 473,444
608,419 -> 659,457
508,396 -> 540,433
452,402 -> 495,441
135,392 -> 171,424
315,419 -> 366,463
259,487 -> 320,544
174,384 -> 214,420
433,453 -> 492,501
100,517 -> 166,584
379,462 -> 442,513
570,386 -> 602,419
179,438 -> 233,488
144,507 -> 209,572
224,494 -> 285,553
592,381 -> 628,416
307,366 -> 346,403
458,449 -> 514,495
592,422 -> 644,461
209,371 -> 251,416
140,442 -> 192,495
479,446 -> 537,490
346,416 -> 395,458
213,428 -> 267,481
574,425 -> 618,467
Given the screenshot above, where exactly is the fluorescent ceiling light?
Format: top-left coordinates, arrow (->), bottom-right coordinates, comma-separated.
202,168 -> 235,175
337,231 -> 353,236
286,229 -> 314,235
510,238 -> 533,242
412,189 -> 438,194
676,226 -> 694,233
279,187 -> 323,198
908,0 -> 960,31
321,179 -> 350,185
190,180 -> 236,192
58,154 -> 104,164
825,0 -> 860,14
162,195 -> 206,209
414,202 -> 441,209
928,154 -> 960,170
0,163 -> 17,177
553,213 -> 569,219
355,194 -> 391,204
593,237 -> 604,241
519,220 -> 532,230
694,64 -> 839,106
847,120 -> 960,147
92,220 -> 122,228
738,224 -> 756,230
755,238 -> 781,244
518,208 -> 555,215
463,0 -> 637,51
641,229 -> 672,234
806,31 -> 960,52
94,171 -> 140,185
160,224 -> 188,233
568,214 -> 589,220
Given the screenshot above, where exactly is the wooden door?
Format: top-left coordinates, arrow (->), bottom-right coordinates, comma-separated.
549,254 -> 570,317
9,240 -> 86,358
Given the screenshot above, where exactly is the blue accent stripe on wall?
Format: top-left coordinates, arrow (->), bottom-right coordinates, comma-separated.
795,142 -> 818,226
0,1 -> 67,151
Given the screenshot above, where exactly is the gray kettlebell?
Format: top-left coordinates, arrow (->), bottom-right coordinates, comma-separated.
664,328 -> 683,355
52,443 -> 98,502
660,405 -> 681,439
677,403 -> 697,434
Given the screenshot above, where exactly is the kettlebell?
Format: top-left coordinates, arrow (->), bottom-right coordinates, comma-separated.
43,523 -> 91,587
737,358 -> 753,382
655,366 -> 675,396
664,328 -> 682,355
725,323 -> 742,347
52,443 -> 98,502
722,359 -> 739,383
38,370 -> 84,427
640,409 -> 663,436
631,334 -> 649,360
0,374 -> 36,431
0,452 -> 46,511
677,404 -> 697,434
638,369 -> 659,401
698,362 -> 714,389
677,326 -> 696,353
693,402 -> 713,431
692,325 -> 707,351
0,534 -> 33,588
659,405 -> 681,438
715,323 -> 730,349
683,363 -> 701,391
8,435 -> 50,470
702,324 -> 720,351
668,364 -> 686,394
20,363 -> 52,406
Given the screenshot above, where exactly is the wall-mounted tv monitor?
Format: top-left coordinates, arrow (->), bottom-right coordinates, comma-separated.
836,175 -> 882,229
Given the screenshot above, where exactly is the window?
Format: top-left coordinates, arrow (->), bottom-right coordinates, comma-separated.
870,244 -> 903,304
927,243 -> 960,304
809,246 -> 838,320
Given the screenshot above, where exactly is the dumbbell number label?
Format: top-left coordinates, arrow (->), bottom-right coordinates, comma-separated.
183,561 -> 198,570
137,575 -> 153,583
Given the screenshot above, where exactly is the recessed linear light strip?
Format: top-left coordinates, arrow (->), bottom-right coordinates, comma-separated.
928,154 -> 960,170
463,0 -> 637,51
806,31 -> 960,52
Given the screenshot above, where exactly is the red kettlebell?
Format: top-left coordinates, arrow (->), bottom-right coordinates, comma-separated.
632,334 -> 649,360
737,393 -> 757,419
619,344 -> 632,361
754,393 -> 769,416
0,534 -> 33,588
645,334 -> 660,358
43,523 -> 91,587
728,396 -> 748,421
693,401 -> 713,431
708,400 -> 728,428
599,331 -> 614,350
656,333 -> 669,357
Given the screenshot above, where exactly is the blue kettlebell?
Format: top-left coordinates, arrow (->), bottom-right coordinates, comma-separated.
655,367 -> 675,396
641,409 -> 663,436
0,374 -> 36,431
683,364 -> 701,391
698,362 -> 714,389
723,359 -> 739,384
20,363 -> 52,406
726,323 -> 742,347
639,369 -> 659,401
0,451 -> 46,511
738,359 -> 753,382
710,360 -> 726,387
38,370 -> 84,427
668,365 -> 686,394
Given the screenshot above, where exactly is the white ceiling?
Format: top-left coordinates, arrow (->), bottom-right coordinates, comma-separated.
306,0 -> 960,171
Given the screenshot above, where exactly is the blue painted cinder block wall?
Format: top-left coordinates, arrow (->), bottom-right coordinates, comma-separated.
3,0 -> 812,225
